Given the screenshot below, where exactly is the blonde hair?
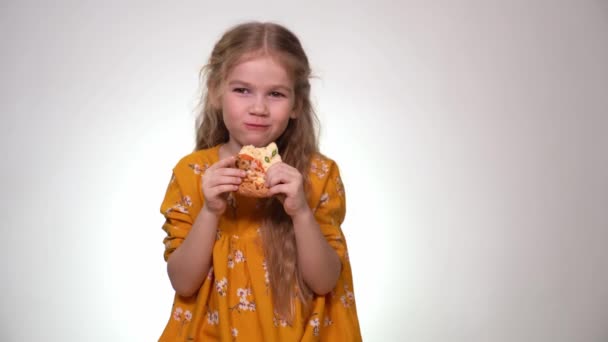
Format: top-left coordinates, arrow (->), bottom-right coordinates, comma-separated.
194,22 -> 319,321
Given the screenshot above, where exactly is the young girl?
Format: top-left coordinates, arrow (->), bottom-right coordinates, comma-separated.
159,22 -> 361,341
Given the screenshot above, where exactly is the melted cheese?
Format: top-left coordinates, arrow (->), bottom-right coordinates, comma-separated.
240,142 -> 282,171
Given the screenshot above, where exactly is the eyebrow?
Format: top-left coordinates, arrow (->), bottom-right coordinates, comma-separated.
228,80 -> 293,93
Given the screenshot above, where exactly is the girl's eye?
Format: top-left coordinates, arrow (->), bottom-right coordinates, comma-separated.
269,91 -> 285,98
233,88 -> 249,94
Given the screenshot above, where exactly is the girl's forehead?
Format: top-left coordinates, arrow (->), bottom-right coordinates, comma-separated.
234,50 -> 285,66
233,50 -> 294,71
226,54 -> 293,85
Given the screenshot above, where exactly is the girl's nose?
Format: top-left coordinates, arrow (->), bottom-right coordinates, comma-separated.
250,95 -> 269,115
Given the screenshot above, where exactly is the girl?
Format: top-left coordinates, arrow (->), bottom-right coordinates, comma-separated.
159,22 -> 361,341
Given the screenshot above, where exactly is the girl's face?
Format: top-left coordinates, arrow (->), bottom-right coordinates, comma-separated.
220,55 -> 296,151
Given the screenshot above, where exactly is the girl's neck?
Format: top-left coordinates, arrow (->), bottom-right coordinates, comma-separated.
219,139 -> 242,159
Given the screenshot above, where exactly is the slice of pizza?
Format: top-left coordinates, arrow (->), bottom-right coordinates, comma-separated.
235,142 -> 281,198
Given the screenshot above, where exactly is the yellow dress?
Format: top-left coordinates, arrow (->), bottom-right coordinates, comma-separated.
159,144 -> 361,341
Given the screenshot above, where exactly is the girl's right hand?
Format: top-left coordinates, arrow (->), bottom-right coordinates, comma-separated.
201,156 -> 246,216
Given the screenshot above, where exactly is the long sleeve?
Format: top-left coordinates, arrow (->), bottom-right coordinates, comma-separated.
307,156 -> 362,341
311,159 -> 348,265
159,160 -> 205,262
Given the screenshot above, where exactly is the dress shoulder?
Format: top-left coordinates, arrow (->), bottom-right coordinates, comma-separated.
172,144 -> 221,176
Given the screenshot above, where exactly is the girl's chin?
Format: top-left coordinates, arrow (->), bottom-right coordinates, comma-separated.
236,136 -> 274,148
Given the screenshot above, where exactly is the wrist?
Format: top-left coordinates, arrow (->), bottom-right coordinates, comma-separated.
290,207 -> 314,225
200,204 -> 222,222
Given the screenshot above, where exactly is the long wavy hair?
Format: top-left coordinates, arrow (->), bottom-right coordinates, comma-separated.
194,22 -> 319,321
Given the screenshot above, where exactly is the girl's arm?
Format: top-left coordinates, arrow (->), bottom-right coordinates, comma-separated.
167,207 -> 219,297
266,161 -> 343,295
166,156 -> 244,297
292,209 -> 342,295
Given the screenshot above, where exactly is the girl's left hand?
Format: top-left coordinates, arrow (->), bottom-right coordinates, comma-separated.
266,162 -> 309,218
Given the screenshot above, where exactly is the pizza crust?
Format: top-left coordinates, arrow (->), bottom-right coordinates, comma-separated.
237,178 -> 270,198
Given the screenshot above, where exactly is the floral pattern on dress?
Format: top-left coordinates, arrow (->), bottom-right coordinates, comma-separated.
227,235 -> 246,269
319,193 -> 329,207
228,249 -> 246,268
215,277 -> 228,296
165,195 -> 192,215
309,315 -> 320,337
188,163 -> 209,175
335,176 -> 344,197
230,288 -> 256,313
207,266 -> 214,281
172,306 -> 192,337
310,156 -> 330,179
340,284 -> 355,308
273,314 -> 289,328
207,310 -> 219,325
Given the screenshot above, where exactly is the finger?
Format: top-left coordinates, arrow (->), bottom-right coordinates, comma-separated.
205,175 -> 242,189
266,161 -> 282,172
210,156 -> 237,170
216,168 -> 247,178
266,168 -> 299,187
267,160 -> 293,171
216,175 -> 243,185
208,184 -> 239,197
266,161 -> 292,176
268,183 -> 291,197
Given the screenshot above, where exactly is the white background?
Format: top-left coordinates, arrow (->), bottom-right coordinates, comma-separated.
1,1 -> 607,341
